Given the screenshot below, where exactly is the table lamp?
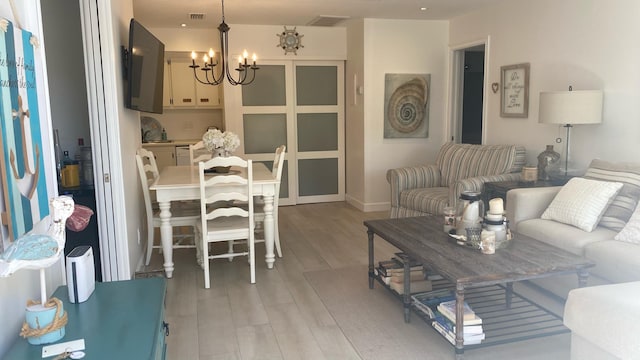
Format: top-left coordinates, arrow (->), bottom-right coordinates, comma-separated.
538,86 -> 603,177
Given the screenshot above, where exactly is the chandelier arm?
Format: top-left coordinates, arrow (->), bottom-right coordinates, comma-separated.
242,68 -> 257,85
203,68 -> 223,86
192,67 -> 212,85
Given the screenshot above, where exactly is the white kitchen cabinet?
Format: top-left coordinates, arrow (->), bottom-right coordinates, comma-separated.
144,145 -> 175,172
164,58 -> 222,108
162,61 -> 172,107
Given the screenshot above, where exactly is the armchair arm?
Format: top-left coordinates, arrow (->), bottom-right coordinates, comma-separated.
386,165 -> 441,208
506,186 -> 561,232
449,173 -> 522,209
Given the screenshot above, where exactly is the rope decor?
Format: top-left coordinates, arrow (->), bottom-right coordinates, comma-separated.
19,297 -> 68,338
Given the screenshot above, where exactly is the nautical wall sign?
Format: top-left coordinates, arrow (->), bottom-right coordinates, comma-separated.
0,18 -> 50,245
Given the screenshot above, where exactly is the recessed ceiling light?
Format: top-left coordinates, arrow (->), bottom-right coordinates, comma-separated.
181,23 -> 187,27
420,7 -> 428,11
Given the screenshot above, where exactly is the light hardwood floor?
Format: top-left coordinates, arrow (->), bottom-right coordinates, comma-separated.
146,202 -> 572,360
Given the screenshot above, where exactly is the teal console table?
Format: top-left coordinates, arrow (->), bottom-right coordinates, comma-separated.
4,277 -> 167,359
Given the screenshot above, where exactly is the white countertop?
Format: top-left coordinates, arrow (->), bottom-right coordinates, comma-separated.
142,139 -> 200,147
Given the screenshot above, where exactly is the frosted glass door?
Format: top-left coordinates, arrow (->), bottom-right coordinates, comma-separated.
239,60 -> 344,205
294,62 -> 344,203
240,63 -> 295,205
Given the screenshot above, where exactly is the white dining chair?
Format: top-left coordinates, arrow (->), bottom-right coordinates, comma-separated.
254,145 -> 286,257
198,156 -> 255,288
189,140 -> 212,165
136,148 -> 199,266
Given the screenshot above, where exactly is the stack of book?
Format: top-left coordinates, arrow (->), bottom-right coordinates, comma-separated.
374,258 -> 432,294
411,290 -> 485,345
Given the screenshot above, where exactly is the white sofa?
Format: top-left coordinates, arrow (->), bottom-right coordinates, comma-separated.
564,281 -> 640,360
506,159 -> 640,298
506,159 -> 640,359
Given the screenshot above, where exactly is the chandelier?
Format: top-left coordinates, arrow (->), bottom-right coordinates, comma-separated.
189,0 -> 259,86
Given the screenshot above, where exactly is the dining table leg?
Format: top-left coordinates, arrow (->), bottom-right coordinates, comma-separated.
158,200 -> 174,278
262,193 -> 276,269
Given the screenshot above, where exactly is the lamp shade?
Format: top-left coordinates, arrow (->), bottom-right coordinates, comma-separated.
538,90 -> 603,125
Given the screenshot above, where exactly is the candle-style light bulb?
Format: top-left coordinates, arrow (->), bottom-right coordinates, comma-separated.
203,55 -> 209,63
252,53 -> 257,66
191,51 -> 197,65
242,50 -> 248,59
238,55 -> 243,67
208,48 -> 215,58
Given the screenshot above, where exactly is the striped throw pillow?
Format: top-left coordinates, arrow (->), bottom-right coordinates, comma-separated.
584,159 -> 640,231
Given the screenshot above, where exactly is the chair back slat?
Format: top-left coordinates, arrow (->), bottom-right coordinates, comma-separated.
136,148 -> 157,220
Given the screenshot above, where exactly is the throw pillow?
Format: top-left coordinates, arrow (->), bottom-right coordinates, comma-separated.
584,159 -> 640,231
614,202 -> 640,244
541,177 -> 623,232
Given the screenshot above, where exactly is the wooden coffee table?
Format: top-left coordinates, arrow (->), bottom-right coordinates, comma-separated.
365,216 -> 595,358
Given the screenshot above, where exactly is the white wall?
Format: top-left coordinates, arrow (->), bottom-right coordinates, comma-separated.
359,19 -> 449,210
450,0 -> 640,169
345,19 -> 366,206
151,25 -> 346,61
106,0 -> 145,277
0,0 -> 62,356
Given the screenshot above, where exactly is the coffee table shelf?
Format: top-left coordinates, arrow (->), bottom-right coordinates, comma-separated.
372,272 -> 568,349
365,216 -> 594,358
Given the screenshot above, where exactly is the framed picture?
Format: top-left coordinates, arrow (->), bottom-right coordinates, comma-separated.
384,73 -> 430,138
500,63 -> 530,118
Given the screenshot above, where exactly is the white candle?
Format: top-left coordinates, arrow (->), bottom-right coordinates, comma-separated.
489,198 -> 504,215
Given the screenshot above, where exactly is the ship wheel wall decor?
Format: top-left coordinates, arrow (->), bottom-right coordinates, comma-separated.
277,26 -> 304,55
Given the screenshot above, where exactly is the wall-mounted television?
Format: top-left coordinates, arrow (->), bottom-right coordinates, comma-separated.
124,19 -> 164,114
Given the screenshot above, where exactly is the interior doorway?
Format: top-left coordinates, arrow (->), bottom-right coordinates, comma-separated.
40,0 -> 102,281
449,41 -> 487,144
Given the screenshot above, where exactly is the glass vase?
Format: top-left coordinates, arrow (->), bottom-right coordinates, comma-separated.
537,145 -> 561,181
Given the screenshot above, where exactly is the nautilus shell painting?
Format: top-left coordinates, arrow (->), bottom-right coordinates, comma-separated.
384,74 -> 430,138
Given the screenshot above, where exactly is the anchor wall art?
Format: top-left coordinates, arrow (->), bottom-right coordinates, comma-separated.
0,18 -> 49,246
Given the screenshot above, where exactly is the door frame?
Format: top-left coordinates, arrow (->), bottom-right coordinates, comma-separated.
447,36 -> 490,144
78,0 -> 127,280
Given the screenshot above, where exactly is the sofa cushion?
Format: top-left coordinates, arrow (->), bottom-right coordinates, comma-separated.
584,240 -> 640,282
614,201 -> 640,244
541,178 -> 622,232
399,187 -> 449,216
584,159 -> 640,231
517,218 -> 616,256
435,142 -> 525,187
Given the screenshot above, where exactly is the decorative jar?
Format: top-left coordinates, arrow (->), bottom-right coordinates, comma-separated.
456,191 -> 484,235
537,145 -> 561,181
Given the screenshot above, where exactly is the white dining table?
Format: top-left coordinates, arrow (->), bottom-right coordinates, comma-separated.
150,164 -> 278,278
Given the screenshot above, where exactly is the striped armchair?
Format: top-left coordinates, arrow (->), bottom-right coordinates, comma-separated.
387,142 -> 526,218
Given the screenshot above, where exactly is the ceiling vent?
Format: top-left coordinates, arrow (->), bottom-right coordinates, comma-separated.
307,15 -> 350,27
189,13 -> 205,21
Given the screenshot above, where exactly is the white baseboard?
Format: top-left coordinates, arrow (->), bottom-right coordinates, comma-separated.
345,195 -> 390,213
